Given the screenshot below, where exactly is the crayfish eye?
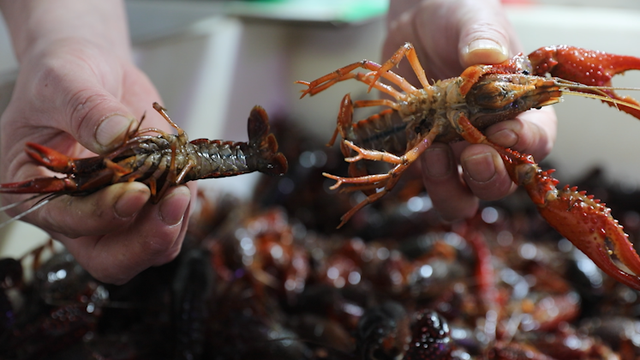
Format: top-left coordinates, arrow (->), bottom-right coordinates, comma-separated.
522,70 -> 530,75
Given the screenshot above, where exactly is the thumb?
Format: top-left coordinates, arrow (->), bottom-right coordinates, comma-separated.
64,90 -> 138,154
456,0 -> 519,67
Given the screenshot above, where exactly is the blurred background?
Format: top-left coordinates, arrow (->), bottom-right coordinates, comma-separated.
2,0 -> 640,256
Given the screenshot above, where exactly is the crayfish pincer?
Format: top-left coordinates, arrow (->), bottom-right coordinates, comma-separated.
297,43 -> 640,291
0,103 -> 288,225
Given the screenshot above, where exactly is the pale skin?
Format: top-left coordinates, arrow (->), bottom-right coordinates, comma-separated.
0,0 -> 557,284
383,0 -> 557,221
0,0 -> 194,285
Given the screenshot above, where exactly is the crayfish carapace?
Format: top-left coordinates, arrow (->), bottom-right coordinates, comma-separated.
297,43 -> 640,291
0,103 -> 288,226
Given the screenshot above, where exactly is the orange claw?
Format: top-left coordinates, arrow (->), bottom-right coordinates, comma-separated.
456,113 -> 640,291
527,45 -> 640,119
1,142 -> 103,195
537,183 -> 640,291
0,177 -> 77,194
25,142 -> 78,173
501,150 -> 640,291
0,143 -> 84,194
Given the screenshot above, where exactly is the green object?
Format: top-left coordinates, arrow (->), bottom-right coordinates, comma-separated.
222,0 -> 389,24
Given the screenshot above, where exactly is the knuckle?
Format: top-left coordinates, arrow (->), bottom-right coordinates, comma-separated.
30,56 -> 69,100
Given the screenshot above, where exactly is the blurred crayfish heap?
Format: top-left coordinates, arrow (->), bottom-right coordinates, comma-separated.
3,119 -> 640,360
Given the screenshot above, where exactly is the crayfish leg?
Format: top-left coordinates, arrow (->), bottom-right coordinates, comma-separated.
324,125 -> 441,228
338,190 -> 389,229
152,102 -> 186,136
104,158 -> 132,180
153,143 -> 181,202
326,94 -> 354,147
374,42 -> 430,90
297,54 -> 419,99
296,62 -> 374,97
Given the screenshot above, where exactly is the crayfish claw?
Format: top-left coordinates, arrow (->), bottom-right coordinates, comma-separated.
535,182 -> 640,290
527,45 -> 640,119
494,140 -> 640,290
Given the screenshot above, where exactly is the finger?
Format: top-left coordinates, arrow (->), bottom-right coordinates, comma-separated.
33,182 -> 150,238
37,51 -> 162,155
63,86 -> 140,154
485,107 -> 557,161
64,79 -> 165,156
59,185 -> 192,284
459,144 -> 517,201
25,52 -> 139,154
384,0 -> 517,82
456,0 -> 521,66
384,0 -> 462,81
421,143 -> 479,221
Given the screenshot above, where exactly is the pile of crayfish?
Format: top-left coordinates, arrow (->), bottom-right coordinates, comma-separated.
3,119 -> 640,359
3,43 -> 640,358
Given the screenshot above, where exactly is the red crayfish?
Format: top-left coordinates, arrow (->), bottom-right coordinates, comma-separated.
297,43 -> 640,291
0,102 -> 287,225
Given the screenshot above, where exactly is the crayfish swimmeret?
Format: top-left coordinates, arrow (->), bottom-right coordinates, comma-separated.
0,103 -> 288,225
297,43 -> 640,291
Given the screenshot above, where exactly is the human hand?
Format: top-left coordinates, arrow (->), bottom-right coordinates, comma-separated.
384,0 -> 557,221
0,1 -> 193,284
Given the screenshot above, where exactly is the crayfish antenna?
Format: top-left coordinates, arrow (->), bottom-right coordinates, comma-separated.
557,80 -> 640,118
0,194 -> 57,229
561,88 -> 640,114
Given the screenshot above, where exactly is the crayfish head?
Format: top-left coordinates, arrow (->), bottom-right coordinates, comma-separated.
467,74 -> 562,118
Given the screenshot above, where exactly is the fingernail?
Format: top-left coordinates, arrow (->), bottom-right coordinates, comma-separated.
462,152 -> 496,183
96,115 -> 135,149
463,39 -> 508,64
424,147 -> 452,178
488,129 -> 518,147
114,188 -> 145,219
159,186 -> 191,226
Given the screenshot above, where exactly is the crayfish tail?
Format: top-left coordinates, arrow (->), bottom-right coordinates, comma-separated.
261,152 -> 288,176
247,106 -> 288,176
247,106 -> 271,146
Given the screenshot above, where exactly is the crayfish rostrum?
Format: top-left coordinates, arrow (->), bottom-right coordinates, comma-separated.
297,43 -> 640,291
